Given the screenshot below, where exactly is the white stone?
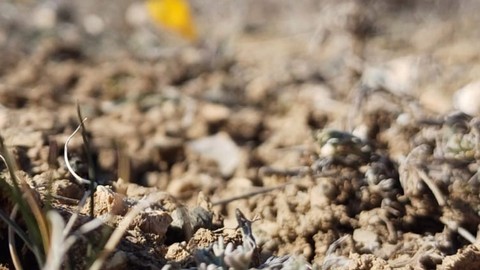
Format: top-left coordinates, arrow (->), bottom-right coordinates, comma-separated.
453,81 -> 480,116
353,228 -> 380,252
188,132 -> 240,177
362,56 -> 422,96
33,6 -> 56,29
83,14 -> 104,35
125,2 -> 149,27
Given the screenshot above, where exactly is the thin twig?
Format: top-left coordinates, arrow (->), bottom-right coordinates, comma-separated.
322,235 -> 350,270
439,216 -> 477,244
212,183 -> 290,206
212,165 -> 337,206
235,209 -> 256,249
389,241 -> 435,268
50,194 -> 80,205
417,167 -> 477,244
416,168 -> 446,207
259,166 -> 311,177
213,166 -> 336,206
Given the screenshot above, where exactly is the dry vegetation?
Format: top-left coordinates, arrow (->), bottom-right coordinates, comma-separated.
1,0 -> 480,269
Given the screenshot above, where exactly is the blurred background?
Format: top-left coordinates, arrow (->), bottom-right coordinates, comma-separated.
1,0 -> 480,114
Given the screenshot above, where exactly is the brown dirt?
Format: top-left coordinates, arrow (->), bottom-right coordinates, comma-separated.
2,0 -> 480,269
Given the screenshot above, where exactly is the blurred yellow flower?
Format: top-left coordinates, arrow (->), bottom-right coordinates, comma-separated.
146,0 -> 198,42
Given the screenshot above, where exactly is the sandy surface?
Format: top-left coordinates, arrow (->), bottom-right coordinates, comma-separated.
1,1 -> 480,269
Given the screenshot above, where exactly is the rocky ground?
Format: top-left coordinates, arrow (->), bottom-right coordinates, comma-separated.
2,0 -> 480,269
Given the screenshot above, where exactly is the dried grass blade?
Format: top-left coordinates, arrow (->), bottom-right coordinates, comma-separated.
8,205 -> 22,270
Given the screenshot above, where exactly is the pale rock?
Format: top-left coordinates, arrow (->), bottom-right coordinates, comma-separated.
52,179 -> 84,201
353,228 -> 380,252
188,132 -> 240,177
362,56 -> 422,96
453,80 -> 480,116
310,184 -> 334,208
169,207 -> 193,240
4,130 -> 43,148
83,14 -> 104,35
82,185 -> 127,216
132,210 -> 172,236
33,6 -> 56,29
125,2 -> 149,27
